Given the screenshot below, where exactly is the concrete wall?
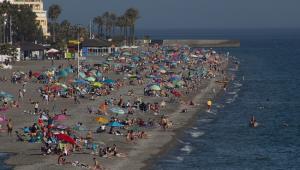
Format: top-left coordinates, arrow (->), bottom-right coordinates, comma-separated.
163,40 -> 240,47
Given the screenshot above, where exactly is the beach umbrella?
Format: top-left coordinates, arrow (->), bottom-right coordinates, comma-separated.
171,90 -> 182,97
0,115 -> 7,122
55,133 -> 76,144
64,67 -> 73,74
95,117 -> 109,124
54,114 -> 68,121
73,79 -> 89,85
86,77 -> 96,82
50,85 -> 61,91
150,85 -> 161,91
159,69 -> 166,74
106,121 -> 124,127
110,107 -> 125,115
32,72 -> 41,78
132,56 -> 140,61
58,70 -> 68,78
102,79 -> 115,84
47,48 -> 59,53
56,125 -> 68,130
79,72 -> 86,78
123,52 -> 132,56
92,82 -> 103,88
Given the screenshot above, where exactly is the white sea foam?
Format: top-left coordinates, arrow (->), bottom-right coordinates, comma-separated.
176,156 -> 184,161
181,145 -> 192,154
228,91 -> 237,95
215,104 -> 224,108
226,98 -> 234,104
192,127 -> 198,130
190,131 -> 205,138
197,118 -> 213,123
233,82 -> 243,88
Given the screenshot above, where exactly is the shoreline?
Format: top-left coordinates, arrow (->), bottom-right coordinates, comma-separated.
106,57 -> 232,170
106,76 -> 225,170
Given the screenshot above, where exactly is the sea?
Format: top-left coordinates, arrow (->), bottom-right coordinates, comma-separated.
136,29 -> 300,170
1,29 -> 300,170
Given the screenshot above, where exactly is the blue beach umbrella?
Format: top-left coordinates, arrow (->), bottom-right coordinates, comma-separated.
64,67 -> 73,74
73,79 -> 89,85
102,79 -> 115,84
58,70 -> 68,78
106,121 -> 124,127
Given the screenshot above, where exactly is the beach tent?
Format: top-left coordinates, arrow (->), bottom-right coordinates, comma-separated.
106,121 -> 124,127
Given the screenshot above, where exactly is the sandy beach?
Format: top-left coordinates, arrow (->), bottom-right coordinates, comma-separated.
0,46 -> 230,170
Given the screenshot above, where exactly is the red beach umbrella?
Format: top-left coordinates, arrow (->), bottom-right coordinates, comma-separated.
55,133 -> 75,144
33,72 -> 41,78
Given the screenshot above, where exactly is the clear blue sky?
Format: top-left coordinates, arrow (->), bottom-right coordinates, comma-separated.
45,0 -> 300,29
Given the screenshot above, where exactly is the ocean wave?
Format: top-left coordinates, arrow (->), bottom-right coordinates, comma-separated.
215,104 -> 224,108
190,131 -> 205,138
180,145 -> 192,154
176,156 -> 184,161
197,118 -> 214,123
233,82 -> 243,88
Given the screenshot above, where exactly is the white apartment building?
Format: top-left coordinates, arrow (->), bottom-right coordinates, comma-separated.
5,0 -> 50,36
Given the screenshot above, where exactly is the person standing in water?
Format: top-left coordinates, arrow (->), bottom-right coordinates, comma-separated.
250,115 -> 258,128
207,99 -> 212,111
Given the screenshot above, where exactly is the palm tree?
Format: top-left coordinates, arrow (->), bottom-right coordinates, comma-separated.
125,8 -> 139,45
93,16 -> 103,38
59,20 -> 71,42
48,4 -> 61,43
102,12 -> 110,38
109,12 -> 117,37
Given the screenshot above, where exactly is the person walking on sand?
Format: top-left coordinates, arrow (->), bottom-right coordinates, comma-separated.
92,157 -> 102,170
18,89 -> 23,101
207,99 -> 212,111
7,118 -> 13,136
34,102 -> 39,114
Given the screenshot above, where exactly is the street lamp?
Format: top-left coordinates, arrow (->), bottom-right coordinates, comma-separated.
76,24 -> 82,78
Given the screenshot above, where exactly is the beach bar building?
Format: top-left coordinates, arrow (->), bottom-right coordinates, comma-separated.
16,42 -> 46,60
81,39 -> 118,57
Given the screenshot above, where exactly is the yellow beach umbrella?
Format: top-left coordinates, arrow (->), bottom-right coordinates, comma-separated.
92,82 -> 103,88
95,117 -> 109,124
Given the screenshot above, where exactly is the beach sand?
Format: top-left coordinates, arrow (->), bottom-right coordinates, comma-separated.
0,56 -> 228,170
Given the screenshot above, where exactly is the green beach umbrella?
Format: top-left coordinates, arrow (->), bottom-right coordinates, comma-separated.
86,77 -> 96,82
110,107 -> 125,115
150,85 -> 161,91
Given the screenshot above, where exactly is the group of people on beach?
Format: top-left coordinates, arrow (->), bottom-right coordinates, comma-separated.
0,44 -> 230,169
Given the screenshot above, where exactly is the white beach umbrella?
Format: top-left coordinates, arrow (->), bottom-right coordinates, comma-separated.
47,48 -> 59,53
